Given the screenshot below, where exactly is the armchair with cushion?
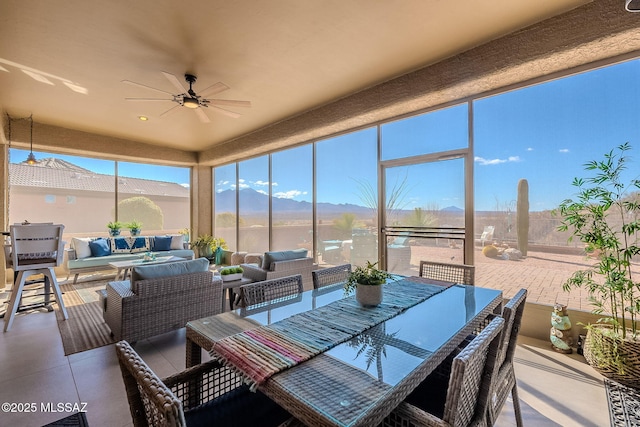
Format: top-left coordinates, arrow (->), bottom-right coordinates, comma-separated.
103,257 -> 223,342
240,249 -> 315,289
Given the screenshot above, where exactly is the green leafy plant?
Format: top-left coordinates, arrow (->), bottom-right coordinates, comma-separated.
106,221 -> 123,231
344,261 -> 392,294
126,220 -> 143,230
220,266 -> 243,275
556,143 -> 640,339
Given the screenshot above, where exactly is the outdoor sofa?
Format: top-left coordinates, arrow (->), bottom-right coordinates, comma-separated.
65,234 -> 194,284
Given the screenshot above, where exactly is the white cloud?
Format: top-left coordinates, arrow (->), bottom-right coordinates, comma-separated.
256,189 -> 268,195
559,148 -> 570,153
474,156 -> 521,166
180,183 -> 190,188
527,147 -> 534,151
274,190 -> 307,199
238,182 -> 250,189
253,180 -> 270,186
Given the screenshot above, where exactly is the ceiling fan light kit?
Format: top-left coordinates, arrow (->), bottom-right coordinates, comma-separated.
124,71 -> 251,122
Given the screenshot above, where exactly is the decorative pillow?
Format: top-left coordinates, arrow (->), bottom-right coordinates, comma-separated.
261,249 -> 308,270
170,234 -> 184,250
131,257 -> 209,283
110,237 -> 132,254
129,237 -> 151,253
152,236 -> 173,251
71,237 -> 92,259
89,238 -> 111,257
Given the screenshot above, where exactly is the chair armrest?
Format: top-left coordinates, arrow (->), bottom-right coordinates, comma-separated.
65,247 -> 77,261
385,402 -> 444,426
240,263 -> 268,281
106,280 -> 134,299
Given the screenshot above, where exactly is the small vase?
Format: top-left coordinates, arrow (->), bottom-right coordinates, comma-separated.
356,283 -> 383,307
215,247 -> 223,264
109,229 -> 120,237
130,228 -> 141,237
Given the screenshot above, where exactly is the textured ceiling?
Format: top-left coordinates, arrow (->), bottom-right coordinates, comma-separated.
0,0 -> 588,152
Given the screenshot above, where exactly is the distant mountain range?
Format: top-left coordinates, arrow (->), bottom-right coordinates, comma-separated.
215,188 -> 462,216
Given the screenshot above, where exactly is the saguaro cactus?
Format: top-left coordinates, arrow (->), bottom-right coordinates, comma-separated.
517,178 -> 529,256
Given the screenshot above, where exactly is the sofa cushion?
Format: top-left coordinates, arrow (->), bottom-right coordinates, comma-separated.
152,236 -> 172,251
261,249 -> 308,270
170,234 -> 184,250
89,238 -> 111,257
71,237 -> 92,259
110,236 -> 151,254
111,237 -> 132,254
131,257 -> 209,283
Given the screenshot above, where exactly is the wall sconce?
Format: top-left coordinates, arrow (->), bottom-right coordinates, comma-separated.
26,114 -> 37,165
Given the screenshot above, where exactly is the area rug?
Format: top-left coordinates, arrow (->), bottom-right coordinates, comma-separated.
605,378 -> 640,427
43,412 -> 89,427
55,280 -> 115,356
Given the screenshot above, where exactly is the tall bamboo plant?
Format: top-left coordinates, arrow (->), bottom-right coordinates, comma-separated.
557,143 -> 640,339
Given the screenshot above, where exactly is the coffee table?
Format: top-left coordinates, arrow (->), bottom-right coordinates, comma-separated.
109,256 -> 184,281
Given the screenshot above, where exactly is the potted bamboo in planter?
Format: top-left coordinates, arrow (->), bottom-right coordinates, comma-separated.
344,261 -> 391,307
557,143 -> 640,388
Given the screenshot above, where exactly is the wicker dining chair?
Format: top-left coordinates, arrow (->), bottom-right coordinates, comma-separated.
115,340 -> 291,427
418,260 -> 475,285
238,274 -> 303,307
381,316 -> 505,427
311,263 -> 351,289
487,288 -> 527,427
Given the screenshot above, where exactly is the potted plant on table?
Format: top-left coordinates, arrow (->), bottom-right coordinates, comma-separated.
556,143 -> 640,388
192,234 -> 215,259
126,220 -> 143,236
344,261 -> 392,307
107,221 -> 123,237
220,266 -> 244,282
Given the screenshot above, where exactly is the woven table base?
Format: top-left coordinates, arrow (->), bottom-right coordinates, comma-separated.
605,378 -> 640,427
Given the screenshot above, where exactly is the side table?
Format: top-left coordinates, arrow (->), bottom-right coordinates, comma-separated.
220,277 -> 253,310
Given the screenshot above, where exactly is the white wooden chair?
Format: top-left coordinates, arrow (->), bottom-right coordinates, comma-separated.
4,224 -> 68,331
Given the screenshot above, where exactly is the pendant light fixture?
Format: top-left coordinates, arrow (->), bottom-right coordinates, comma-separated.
26,114 -> 37,165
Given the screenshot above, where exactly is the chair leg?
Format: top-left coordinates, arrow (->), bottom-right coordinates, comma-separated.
46,268 -> 68,320
4,271 -> 28,332
511,383 -> 523,427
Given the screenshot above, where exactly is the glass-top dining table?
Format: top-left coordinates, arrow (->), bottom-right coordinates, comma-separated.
186,278 -> 502,427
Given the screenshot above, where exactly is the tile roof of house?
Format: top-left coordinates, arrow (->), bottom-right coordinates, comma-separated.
9,158 -> 189,197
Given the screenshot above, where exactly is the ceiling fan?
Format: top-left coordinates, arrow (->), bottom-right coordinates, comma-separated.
123,71 -> 251,123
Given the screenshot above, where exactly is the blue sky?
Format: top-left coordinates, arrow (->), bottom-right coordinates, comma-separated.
13,59 -> 640,213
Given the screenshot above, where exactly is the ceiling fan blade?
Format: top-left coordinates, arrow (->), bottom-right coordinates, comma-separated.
162,71 -> 187,94
199,82 -> 230,98
125,97 -> 173,101
209,105 -> 241,119
122,80 -> 175,96
210,99 -> 251,108
194,108 -> 211,123
160,104 -> 181,117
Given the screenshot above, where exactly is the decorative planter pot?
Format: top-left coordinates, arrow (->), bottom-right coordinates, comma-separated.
109,229 -> 120,237
221,273 -> 243,282
199,246 -> 213,259
130,228 -> 141,236
356,283 -> 383,307
583,325 -> 640,389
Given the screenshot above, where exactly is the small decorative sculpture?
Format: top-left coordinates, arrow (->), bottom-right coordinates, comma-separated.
550,303 -> 573,354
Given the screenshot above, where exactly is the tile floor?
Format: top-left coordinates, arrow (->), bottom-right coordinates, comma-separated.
0,306 -> 610,427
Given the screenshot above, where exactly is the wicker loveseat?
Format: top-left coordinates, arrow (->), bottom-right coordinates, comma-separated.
101,258 -> 222,342
240,249 -> 316,289
66,234 -> 194,284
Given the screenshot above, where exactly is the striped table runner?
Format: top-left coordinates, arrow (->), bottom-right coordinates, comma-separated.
210,277 -> 453,390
